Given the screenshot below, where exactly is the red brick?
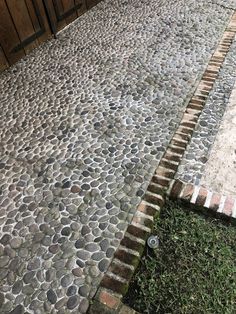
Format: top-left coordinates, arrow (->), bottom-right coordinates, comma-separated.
167,146 -> 185,155
202,76 -> 216,83
223,197 -> 235,217
132,215 -> 153,229
171,139 -> 187,148
164,153 -> 181,163
114,249 -> 139,268
195,187 -> 208,207
155,167 -> 175,179
120,236 -> 144,252
159,160 -> 178,171
101,275 -> 127,295
109,263 -> 134,281
185,108 -> 202,117
126,225 -> 149,240
187,103 -> 203,111
181,184 -> 194,202
137,201 -> 157,216
204,69 -> 218,75
99,290 -> 120,309
180,121 -> 196,129
147,182 -> 164,195
209,193 -> 221,212
174,132 -> 190,141
144,192 -> 164,207
170,180 -> 183,199
182,113 -> 198,122
190,98 -> 205,106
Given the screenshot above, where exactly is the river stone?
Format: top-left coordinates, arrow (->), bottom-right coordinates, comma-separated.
67,296 -> 79,310
47,289 -> 57,304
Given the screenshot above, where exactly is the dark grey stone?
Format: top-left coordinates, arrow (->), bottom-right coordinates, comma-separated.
75,239 -> 85,249
98,259 -> 110,272
23,271 -> 36,284
67,285 -> 77,296
47,289 -> 57,304
61,274 -> 73,287
12,280 -> 23,294
67,296 -> 79,310
79,285 -> 89,297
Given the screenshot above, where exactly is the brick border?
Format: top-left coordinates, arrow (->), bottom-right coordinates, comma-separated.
167,180 -> 236,222
88,198 -> 163,313
88,12 -> 236,314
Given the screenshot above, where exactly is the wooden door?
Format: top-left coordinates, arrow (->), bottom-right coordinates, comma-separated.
86,0 -> 101,10
0,0 -> 102,71
0,0 -> 51,65
43,0 -> 87,35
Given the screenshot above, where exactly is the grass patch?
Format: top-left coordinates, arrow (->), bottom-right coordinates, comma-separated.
124,201 -> 236,314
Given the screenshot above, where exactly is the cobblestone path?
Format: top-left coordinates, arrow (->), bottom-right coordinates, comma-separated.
0,0 -> 235,313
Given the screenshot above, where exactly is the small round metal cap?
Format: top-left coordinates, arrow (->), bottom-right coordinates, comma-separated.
147,235 -> 159,249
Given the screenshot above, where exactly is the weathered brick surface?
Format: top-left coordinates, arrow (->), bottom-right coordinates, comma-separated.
169,180 -> 236,222
109,263 -> 134,281
120,236 -> 144,253
223,197 -> 235,216
151,175 -> 171,187
98,290 -> 120,310
101,275 -> 128,295
126,224 -> 149,240
169,180 -> 183,199
114,249 -> 140,267
144,192 -> 164,207
159,159 -> 179,171
210,193 -> 221,212
147,182 -> 164,195
137,201 -> 158,216
181,184 -> 194,202
89,300 -> 117,314
195,187 -> 208,207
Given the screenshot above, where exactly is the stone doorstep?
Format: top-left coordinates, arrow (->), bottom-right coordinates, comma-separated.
167,179 -> 236,222
89,11 -> 236,314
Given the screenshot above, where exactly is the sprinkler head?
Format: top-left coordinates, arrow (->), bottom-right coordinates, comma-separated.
147,235 -> 159,249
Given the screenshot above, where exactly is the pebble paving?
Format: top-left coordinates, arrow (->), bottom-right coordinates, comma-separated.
0,0 -> 235,313
176,37 -> 236,185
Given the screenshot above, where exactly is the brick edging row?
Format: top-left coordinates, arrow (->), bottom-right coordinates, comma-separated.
88,12 -> 236,314
167,179 -> 236,222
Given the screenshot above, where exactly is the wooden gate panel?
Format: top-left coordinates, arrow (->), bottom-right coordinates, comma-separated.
86,0 -> 101,10
25,0 -> 51,44
0,0 -> 102,72
75,0 -> 87,17
61,0 -> 77,24
0,0 -> 25,64
35,0 -> 52,43
6,0 -> 38,54
43,0 -> 67,34
45,0 -> 86,33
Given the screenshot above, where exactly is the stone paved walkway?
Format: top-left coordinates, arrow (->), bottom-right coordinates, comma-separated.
0,0 -> 235,313
200,81 -> 236,195
176,30 -> 236,186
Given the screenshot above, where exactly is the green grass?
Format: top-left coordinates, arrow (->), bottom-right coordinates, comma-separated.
124,202 -> 236,314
